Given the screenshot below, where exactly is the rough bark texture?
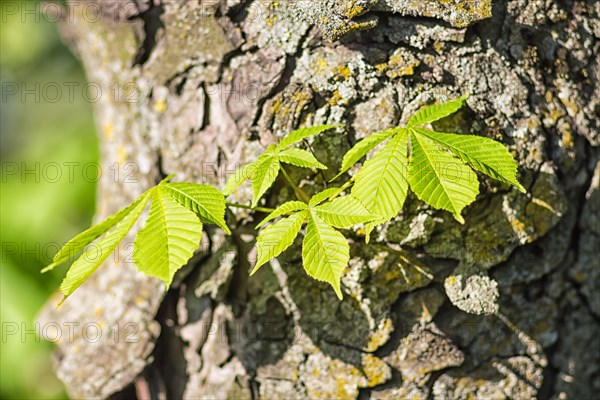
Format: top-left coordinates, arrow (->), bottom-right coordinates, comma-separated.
39,0 -> 599,399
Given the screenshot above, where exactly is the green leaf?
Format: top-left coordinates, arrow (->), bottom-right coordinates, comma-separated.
225,126 -> 335,206
276,125 -> 339,149
133,188 -> 203,285
302,211 -> 349,299
407,95 -> 468,127
351,131 -> 409,225
42,192 -> 149,273
414,128 -> 525,192
223,162 -> 255,196
161,182 -> 230,234
252,211 -> 307,275
58,191 -> 151,302
333,127 -> 399,180
314,196 -> 375,229
309,187 -> 343,207
257,201 -> 308,228
278,148 -> 327,169
362,222 -> 378,244
251,156 -> 281,207
408,130 -> 479,223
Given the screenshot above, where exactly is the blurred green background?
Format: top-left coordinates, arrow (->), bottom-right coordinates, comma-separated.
1,0 -> 98,398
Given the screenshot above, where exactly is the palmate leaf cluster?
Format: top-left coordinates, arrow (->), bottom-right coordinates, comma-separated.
246,96 -> 524,295
46,96 -> 524,301
252,192 -> 375,299
342,96 -> 525,239
44,177 -> 228,303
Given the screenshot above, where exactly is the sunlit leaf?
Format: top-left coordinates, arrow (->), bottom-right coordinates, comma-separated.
42,192 -> 149,273
278,148 -> 327,169
415,128 -> 525,192
351,131 -> 409,225
133,188 -> 203,285
302,211 -> 349,299
251,156 -> 281,207
333,127 -> 399,180
161,182 -> 229,233
58,192 -> 151,302
257,201 -> 308,228
252,211 -> 307,275
223,162 -> 255,196
225,126 -> 336,206
407,95 -> 468,127
276,125 -> 339,149
314,196 -> 375,229
309,187 -> 343,207
408,130 -> 479,223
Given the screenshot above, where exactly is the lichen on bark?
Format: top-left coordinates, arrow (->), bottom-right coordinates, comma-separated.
41,0 -> 599,399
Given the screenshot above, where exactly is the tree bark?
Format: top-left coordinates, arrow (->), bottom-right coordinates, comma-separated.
40,0 -> 599,399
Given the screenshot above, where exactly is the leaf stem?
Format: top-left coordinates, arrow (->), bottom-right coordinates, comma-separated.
327,176 -> 355,201
304,141 -> 329,184
226,202 -> 275,213
281,166 -> 311,203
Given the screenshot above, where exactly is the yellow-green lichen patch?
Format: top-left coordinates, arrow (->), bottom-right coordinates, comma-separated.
329,18 -> 379,41
313,58 -> 329,74
259,85 -> 314,135
304,351 -> 391,399
341,1 -> 368,19
365,318 -> 393,352
380,0 -> 492,28
386,50 -> 421,78
328,90 -> 345,106
434,356 -> 543,399
103,124 -> 114,141
289,0 -> 491,42
153,99 -> 167,114
361,354 -> 391,386
332,65 -> 353,80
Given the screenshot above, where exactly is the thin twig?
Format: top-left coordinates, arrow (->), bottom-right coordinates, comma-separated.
281,166 -> 310,203
226,202 -> 275,213
327,175 -> 356,201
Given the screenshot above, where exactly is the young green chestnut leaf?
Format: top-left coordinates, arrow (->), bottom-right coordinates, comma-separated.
45,176 -> 228,303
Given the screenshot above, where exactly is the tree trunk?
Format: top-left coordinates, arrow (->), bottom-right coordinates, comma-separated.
40,1 -> 599,399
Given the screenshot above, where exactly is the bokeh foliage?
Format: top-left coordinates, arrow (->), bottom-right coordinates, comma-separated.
1,1 -> 97,398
